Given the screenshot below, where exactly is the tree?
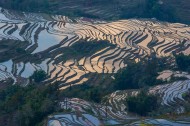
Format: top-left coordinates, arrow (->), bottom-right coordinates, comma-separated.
89,89 -> 101,103
175,53 -> 190,72
126,91 -> 158,116
30,70 -> 47,83
114,58 -> 165,90
0,84 -> 59,126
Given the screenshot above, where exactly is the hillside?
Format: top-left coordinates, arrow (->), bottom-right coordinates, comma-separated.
0,7 -> 190,89
0,5 -> 190,126
0,0 -> 190,24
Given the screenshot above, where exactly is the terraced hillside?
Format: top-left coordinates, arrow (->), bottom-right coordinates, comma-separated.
47,80 -> 190,125
46,79 -> 190,125
49,114 -> 190,126
106,80 -> 190,109
0,7 -> 190,90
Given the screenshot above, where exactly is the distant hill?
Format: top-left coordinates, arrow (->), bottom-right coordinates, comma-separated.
0,0 -> 190,24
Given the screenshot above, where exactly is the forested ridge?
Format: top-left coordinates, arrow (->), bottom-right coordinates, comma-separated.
0,0 -> 190,24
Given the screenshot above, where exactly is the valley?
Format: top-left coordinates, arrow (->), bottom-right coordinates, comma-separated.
0,6 -> 190,126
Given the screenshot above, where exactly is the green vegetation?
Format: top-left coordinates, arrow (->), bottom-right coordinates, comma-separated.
60,83 -> 105,103
175,53 -> 190,73
89,89 -> 102,103
0,84 -> 59,126
59,73 -> 115,104
30,70 -> 47,83
0,0 -> 189,24
147,0 -> 176,22
114,55 -> 189,91
0,2 -> 189,121
60,56 -> 183,105
0,0 -> 49,12
120,0 -> 176,22
126,91 -> 158,116
114,58 -> 167,90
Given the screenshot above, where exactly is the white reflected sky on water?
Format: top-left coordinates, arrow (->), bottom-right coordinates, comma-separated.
0,60 -> 13,73
32,30 -> 67,54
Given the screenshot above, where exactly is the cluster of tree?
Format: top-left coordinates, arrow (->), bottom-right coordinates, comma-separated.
60,83 -> 103,104
146,0 -> 176,22
30,70 -> 47,83
0,83 -> 59,126
0,0 -> 188,24
117,0 -> 177,23
114,58 -> 168,90
175,53 -> 190,73
126,91 -> 158,116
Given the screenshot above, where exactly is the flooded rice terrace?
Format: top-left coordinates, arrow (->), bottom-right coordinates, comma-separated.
0,7 -> 190,90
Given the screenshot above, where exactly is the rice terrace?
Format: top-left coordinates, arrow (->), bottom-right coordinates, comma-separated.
0,0 -> 190,126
